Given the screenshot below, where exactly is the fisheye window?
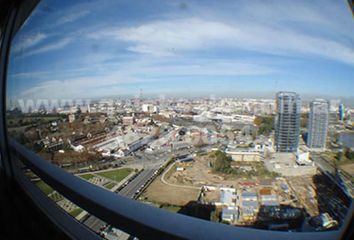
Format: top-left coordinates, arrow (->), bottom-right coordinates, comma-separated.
3,0 -> 354,239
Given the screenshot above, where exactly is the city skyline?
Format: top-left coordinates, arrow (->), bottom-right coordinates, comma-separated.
7,0 -> 354,101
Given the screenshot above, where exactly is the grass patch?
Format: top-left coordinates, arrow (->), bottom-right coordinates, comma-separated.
49,192 -> 63,202
69,208 -> 83,218
104,182 -> 116,190
79,174 -> 95,181
210,151 -> 279,179
97,168 -> 133,182
140,200 -> 182,213
35,180 -> 53,195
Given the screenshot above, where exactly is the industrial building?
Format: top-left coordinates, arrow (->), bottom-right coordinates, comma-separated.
241,191 -> 258,202
241,191 -> 259,222
142,104 -> 158,113
218,188 -> 239,223
221,207 -> 239,223
259,188 -> 279,207
225,148 -> 261,162
220,188 -> 237,207
122,116 -> 135,126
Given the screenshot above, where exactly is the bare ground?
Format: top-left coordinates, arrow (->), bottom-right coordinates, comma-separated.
166,156 -> 243,188
340,163 -> 354,176
142,176 -> 200,206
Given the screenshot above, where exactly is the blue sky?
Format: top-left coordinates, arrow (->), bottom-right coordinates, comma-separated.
6,0 -> 354,101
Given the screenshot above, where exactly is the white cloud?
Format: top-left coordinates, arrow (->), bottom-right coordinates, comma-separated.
116,59 -> 274,77
92,16 -> 354,64
18,73 -> 136,99
12,33 -> 46,53
25,38 -> 72,56
16,57 -> 275,99
92,18 -> 238,56
229,23 -> 354,65
10,0 -> 354,99
56,10 -> 89,25
10,71 -> 50,79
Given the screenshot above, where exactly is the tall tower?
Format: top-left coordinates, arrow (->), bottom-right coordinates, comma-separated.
307,99 -> 329,150
138,88 -> 143,107
275,92 -> 301,152
339,103 -> 344,122
329,99 -> 340,124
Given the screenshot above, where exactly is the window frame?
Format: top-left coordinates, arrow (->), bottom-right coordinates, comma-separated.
0,1 -> 352,239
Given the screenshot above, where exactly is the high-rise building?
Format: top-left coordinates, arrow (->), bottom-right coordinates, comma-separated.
339,103 -> 344,121
275,92 -> 301,152
329,99 -> 340,124
307,99 -> 329,150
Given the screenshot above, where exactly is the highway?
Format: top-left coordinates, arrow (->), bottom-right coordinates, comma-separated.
82,146 -> 193,234
118,168 -> 158,198
312,153 -> 353,197
311,153 -> 336,174
83,167 -> 160,233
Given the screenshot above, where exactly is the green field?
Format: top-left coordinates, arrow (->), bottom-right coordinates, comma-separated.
97,168 -> 133,182
35,180 -> 53,195
49,192 -> 64,202
79,174 -> 95,181
139,201 -> 181,213
104,182 -> 116,190
69,208 -> 83,218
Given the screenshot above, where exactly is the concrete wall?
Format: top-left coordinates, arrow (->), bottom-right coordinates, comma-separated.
273,166 -> 317,176
230,152 -> 260,162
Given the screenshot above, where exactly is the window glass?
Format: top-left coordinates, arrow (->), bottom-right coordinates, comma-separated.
0,27 -> 2,47
5,0 -> 354,237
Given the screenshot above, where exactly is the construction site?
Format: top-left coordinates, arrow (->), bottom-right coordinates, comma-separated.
141,152 -> 351,231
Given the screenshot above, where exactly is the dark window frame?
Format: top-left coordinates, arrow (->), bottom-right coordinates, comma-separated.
0,1 -> 352,239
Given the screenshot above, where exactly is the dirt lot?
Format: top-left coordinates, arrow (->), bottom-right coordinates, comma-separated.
340,163 -> 354,176
142,176 -> 200,206
287,175 -> 319,217
166,156 -> 244,188
203,190 -> 220,203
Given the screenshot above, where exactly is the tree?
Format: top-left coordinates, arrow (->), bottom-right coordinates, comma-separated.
211,151 -> 233,173
336,151 -> 344,161
254,115 -> 274,136
254,116 -> 263,126
252,130 -> 257,140
301,113 -> 309,128
345,148 -> 354,160
153,127 -> 161,138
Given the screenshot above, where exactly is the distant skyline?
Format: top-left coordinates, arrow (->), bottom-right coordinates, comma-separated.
6,0 -> 354,102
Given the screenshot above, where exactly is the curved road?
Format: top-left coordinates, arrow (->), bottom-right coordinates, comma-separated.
161,162 -> 201,190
